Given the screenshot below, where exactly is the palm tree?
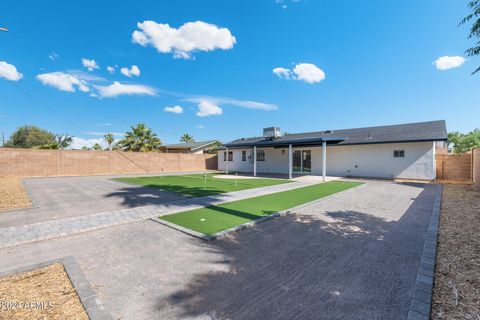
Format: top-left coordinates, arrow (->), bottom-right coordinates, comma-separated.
104,133 -> 114,151
118,123 -> 162,152
92,143 -> 102,151
180,133 -> 195,143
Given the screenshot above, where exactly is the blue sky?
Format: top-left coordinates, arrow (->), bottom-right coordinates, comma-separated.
0,0 -> 478,148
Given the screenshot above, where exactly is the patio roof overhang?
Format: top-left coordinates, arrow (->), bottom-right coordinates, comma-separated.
223,137 -> 345,149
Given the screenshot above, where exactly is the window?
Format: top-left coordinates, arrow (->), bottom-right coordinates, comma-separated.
242,150 -> 246,161
223,151 -> 226,161
228,151 -> 233,161
256,149 -> 265,161
393,150 -> 405,158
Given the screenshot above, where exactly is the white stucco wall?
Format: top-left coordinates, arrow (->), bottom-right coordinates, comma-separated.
218,141 -> 436,180
218,149 -> 253,172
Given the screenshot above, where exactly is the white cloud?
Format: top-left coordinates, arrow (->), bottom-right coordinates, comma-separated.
194,124 -> 205,129
107,66 -> 116,74
273,67 -> 292,80
196,100 -> 223,117
186,96 -> 277,111
48,52 -> 59,60
164,105 -> 184,114
94,81 -> 156,98
70,137 -> 107,150
0,61 -> 23,81
433,56 -> 466,70
97,122 -> 113,127
132,20 -> 236,59
82,58 -> 99,71
36,72 -> 90,92
84,131 -> 124,137
273,63 -> 325,84
293,63 -> 325,83
120,65 -> 140,77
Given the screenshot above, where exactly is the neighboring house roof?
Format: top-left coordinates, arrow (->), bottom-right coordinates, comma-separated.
223,120 -> 448,149
163,140 -> 221,151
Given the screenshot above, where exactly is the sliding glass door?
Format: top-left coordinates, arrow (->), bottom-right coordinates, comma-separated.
292,150 -> 311,173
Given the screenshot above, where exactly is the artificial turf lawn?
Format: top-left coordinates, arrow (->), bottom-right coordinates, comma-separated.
113,173 -> 291,197
160,181 -> 361,235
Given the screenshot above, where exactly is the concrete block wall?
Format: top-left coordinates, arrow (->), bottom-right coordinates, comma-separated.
0,148 -> 217,177
474,149 -> 480,185
435,153 -> 472,182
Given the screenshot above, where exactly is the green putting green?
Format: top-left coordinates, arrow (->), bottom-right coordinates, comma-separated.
113,173 -> 291,197
160,181 -> 361,236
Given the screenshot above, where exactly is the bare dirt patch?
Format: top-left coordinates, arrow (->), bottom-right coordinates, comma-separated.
0,262 -> 88,319
432,184 -> 480,319
0,177 -> 32,212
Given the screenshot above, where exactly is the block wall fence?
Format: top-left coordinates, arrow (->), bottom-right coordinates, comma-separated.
0,148 -> 218,177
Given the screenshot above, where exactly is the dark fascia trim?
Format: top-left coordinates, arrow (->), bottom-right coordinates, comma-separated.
332,138 -> 447,147
224,137 -> 345,149
221,138 -> 447,150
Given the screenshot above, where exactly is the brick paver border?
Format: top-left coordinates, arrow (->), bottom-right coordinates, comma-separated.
407,184 -> 442,320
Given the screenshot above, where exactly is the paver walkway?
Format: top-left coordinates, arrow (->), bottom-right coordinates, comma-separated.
0,180 -> 313,249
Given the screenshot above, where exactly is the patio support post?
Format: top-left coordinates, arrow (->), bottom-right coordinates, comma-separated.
322,141 -> 327,182
288,144 -> 293,179
253,146 -> 257,177
225,147 -> 229,175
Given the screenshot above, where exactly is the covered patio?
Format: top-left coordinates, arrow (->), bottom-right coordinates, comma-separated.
213,172 -> 342,183
223,136 -> 345,181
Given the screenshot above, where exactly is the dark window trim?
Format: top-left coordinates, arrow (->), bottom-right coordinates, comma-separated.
393,150 -> 405,158
228,151 -> 233,161
241,150 -> 246,161
257,149 -> 266,161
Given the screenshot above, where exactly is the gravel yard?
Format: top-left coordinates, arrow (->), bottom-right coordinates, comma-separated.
432,184 -> 480,319
0,263 -> 88,319
0,177 -> 31,212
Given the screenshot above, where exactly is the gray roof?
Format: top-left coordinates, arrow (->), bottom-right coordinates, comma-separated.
163,140 -> 220,151
224,120 -> 447,148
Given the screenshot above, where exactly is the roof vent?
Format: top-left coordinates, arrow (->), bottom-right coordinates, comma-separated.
263,127 -> 282,140
324,130 -> 333,134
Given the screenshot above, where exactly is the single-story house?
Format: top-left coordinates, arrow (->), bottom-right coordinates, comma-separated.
160,140 -> 221,154
218,120 -> 448,180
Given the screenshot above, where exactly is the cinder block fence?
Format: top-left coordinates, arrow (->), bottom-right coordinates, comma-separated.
435,149 -> 480,185
474,149 -> 480,185
0,148 -> 218,177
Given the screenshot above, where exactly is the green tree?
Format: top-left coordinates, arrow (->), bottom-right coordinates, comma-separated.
55,134 -> 73,149
117,123 -> 162,152
104,133 -> 115,151
461,0 -> 480,74
92,143 -> 103,151
180,133 -> 195,143
448,129 -> 480,153
5,125 -> 56,148
81,146 -> 89,150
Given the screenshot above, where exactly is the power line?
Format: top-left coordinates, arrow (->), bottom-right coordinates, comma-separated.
9,82 -> 212,143
9,81 -> 87,133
